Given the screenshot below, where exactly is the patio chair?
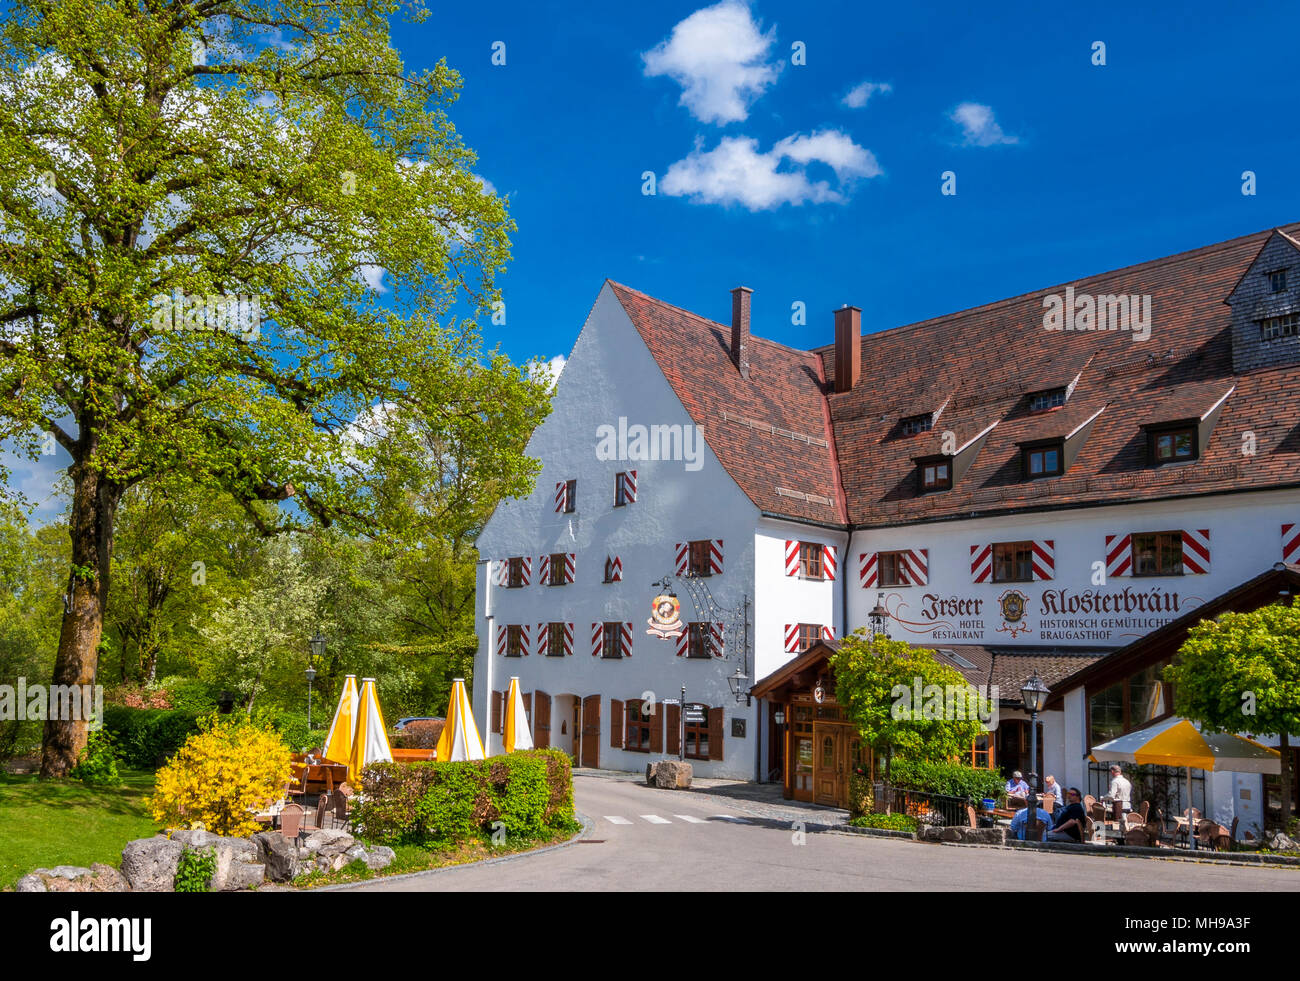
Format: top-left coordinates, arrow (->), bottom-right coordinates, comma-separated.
279,803 -> 303,840
1089,801 -> 1106,825
1195,819 -> 1218,850
1124,811 -> 1146,830
1138,800 -> 1150,823
1007,796 -> 1028,811
1083,794 -> 1096,813
1125,825 -> 1157,847
1041,793 -> 1055,814
331,789 -> 349,829
308,793 -> 329,833
1222,816 -> 1239,851
967,804 -> 978,829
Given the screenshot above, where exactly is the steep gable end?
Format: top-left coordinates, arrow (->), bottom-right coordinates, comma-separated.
1225,229 -> 1300,373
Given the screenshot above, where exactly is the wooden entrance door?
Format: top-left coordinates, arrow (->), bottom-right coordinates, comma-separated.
534,691 -> 550,748
581,694 -> 601,768
571,700 -> 581,765
814,725 -> 842,806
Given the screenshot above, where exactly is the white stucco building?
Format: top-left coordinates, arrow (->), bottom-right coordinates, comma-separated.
475,224 -> 1300,833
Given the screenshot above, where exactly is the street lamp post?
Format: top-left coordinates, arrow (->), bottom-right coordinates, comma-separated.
1020,673 -> 1050,819
307,631 -> 327,731
869,592 -> 890,639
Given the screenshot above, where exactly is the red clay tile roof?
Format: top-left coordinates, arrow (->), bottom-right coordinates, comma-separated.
610,281 -> 847,525
610,224 -> 1300,528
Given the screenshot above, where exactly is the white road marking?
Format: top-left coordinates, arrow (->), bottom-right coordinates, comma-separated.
640,814 -> 672,824
604,816 -> 633,825
674,814 -> 707,824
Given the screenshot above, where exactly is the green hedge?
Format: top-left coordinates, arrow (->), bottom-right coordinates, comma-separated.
888,758 -> 1005,801
251,707 -> 325,754
102,706 -> 203,768
352,749 -> 577,848
849,812 -> 918,832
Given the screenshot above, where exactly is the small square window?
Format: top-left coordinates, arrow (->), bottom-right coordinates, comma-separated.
506,625 -> 524,657
797,623 -> 822,652
548,553 -> 566,586
601,623 -> 622,659
1269,269 -> 1288,293
614,472 -> 629,507
562,479 -> 577,513
1262,313 -> 1300,341
992,542 -> 1034,583
688,540 -> 713,577
901,414 -> 932,437
507,557 -> 524,589
1149,426 -> 1196,464
1023,443 -> 1063,478
1132,532 -> 1183,577
545,623 -> 565,657
798,542 -> 824,579
1029,388 -> 1066,412
878,551 -> 908,587
687,623 -> 713,659
920,460 -> 951,492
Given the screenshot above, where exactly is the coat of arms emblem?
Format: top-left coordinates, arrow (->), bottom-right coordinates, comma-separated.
646,593 -> 685,640
995,589 -> 1032,639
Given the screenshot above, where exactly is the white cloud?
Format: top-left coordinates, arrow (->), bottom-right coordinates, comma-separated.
841,80 -> 892,109
949,102 -> 1018,146
360,264 -> 387,294
531,355 -> 565,391
642,0 -> 781,125
660,131 -> 881,210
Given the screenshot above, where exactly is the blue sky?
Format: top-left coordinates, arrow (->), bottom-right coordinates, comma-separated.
9,0 -> 1300,523
408,0 -> 1300,368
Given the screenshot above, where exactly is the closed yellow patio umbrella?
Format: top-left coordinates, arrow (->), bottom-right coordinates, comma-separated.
503,676 -> 534,753
322,674 -> 359,765
435,677 -> 485,762
347,677 -> 393,787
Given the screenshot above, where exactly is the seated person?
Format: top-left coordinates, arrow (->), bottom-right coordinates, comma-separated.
1009,801 -> 1054,841
1004,771 -> 1030,798
1046,787 -> 1088,843
1041,774 -> 1065,803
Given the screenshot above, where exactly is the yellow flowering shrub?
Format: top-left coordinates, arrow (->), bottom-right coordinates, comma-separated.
149,714 -> 294,838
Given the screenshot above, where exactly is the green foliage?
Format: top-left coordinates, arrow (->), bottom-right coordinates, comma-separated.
102,706 -> 202,769
352,749 -> 576,847
251,707 -> 325,754
849,813 -> 919,832
887,758 -> 1006,801
174,846 -> 217,893
830,631 -> 990,776
1166,600 -> 1300,821
156,677 -> 219,715
69,729 -> 122,787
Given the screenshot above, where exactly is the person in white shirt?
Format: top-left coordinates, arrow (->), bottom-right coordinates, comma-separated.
1005,771 -> 1030,798
1108,764 -> 1133,812
1042,774 -> 1065,806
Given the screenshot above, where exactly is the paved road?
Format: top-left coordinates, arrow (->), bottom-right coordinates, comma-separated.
344,775 -> 1300,892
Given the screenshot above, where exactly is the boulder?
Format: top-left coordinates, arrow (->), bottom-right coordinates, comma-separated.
252,831 -> 300,883
121,837 -> 185,892
208,836 -> 265,892
918,825 -> 1004,845
17,863 -> 130,893
302,828 -> 354,857
1267,831 -> 1299,852
364,845 -> 395,871
650,759 -> 693,790
315,852 -> 350,873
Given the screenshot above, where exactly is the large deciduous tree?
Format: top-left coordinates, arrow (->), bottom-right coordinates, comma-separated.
0,0 -> 550,774
1164,601 -> 1300,825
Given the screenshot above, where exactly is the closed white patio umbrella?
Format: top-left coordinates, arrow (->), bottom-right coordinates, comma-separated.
435,677 -> 485,762
347,677 -> 393,787
503,676 -> 534,754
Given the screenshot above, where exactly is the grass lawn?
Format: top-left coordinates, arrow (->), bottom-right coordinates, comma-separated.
0,769 -> 159,889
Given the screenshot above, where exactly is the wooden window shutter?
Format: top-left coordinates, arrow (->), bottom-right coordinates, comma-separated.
522,692 -> 532,724
610,699 -> 624,748
491,690 -> 503,734
708,706 -> 725,761
666,703 -> 681,755
534,691 -> 551,748
649,701 -> 663,754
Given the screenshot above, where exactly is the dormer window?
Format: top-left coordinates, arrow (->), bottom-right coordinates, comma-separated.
1022,441 -> 1064,479
1028,388 -> 1066,412
1269,269 -> 1288,293
1149,424 -> 1197,464
1262,313 -> 1300,341
901,413 -> 932,437
918,459 -> 951,492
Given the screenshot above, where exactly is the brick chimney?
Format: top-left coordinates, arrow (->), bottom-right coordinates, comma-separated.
730,286 -> 752,379
833,305 -> 861,393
